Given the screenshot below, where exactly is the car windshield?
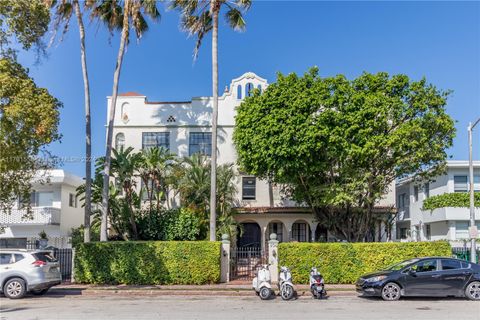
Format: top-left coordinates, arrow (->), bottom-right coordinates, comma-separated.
385,259 -> 419,271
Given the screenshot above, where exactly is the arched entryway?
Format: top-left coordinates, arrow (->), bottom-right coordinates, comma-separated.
237,222 -> 261,248
315,224 -> 328,242
267,221 -> 285,242
291,220 -> 311,242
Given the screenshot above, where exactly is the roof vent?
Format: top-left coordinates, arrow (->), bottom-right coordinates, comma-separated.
167,115 -> 176,123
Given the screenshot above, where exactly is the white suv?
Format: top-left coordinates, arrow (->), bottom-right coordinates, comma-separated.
0,250 -> 62,299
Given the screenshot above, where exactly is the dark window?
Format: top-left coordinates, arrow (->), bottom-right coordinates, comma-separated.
454,176 -> 468,192
245,83 -> 254,97
242,177 -> 256,200
268,223 -> 283,242
14,254 -> 25,263
189,132 -> 212,156
292,223 -> 308,242
399,228 -> 408,239
441,259 -> 462,270
0,238 -> 27,248
424,183 -> 430,199
425,224 -> 431,240
413,186 -> 419,202
142,132 -> 170,150
237,85 -> 242,99
69,193 -> 77,208
0,253 -> 12,265
33,252 -> 57,263
411,259 -> 437,273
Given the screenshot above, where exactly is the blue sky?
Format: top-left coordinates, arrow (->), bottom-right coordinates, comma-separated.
17,1 -> 480,177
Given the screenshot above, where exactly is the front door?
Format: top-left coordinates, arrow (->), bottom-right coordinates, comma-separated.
404,259 -> 442,296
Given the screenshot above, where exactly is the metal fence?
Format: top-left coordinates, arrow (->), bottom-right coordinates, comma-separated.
452,247 -> 480,264
53,248 -> 73,282
230,247 -> 266,280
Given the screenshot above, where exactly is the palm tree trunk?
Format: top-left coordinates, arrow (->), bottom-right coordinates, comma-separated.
209,7 -> 219,241
73,0 -> 91,243
100,0 -> 131,241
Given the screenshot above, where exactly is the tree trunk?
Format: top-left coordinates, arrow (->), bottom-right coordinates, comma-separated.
100,0 -> 131,241
209,7 -> 219,241
73,0 -> 92,243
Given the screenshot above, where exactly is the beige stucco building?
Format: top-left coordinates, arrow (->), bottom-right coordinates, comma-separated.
109,72 -> 395,251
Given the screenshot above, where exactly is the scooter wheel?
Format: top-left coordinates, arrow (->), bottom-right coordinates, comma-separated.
281,285 -> 294,301
259,287 -> 271,300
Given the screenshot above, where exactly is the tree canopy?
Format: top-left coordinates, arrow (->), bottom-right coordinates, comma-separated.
233,67 -> 456,241
0,57 -> 61,210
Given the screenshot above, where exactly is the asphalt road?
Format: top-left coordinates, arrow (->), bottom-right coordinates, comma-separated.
1,294 -> 479,320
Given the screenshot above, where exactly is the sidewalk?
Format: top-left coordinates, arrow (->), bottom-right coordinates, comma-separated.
52,282 -> 356,297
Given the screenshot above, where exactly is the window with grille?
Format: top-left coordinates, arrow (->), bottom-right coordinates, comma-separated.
115,133 -> 125,150
242,177 -> 256,200
142,132 -> 170,150
189,132 -> 212,156
413,186 -> 419,202
423,183 -> 430,199
69,193 -> 77,208
292,223 -> 308,242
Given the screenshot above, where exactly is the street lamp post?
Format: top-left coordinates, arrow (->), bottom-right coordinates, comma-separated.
468,118 -> 480,263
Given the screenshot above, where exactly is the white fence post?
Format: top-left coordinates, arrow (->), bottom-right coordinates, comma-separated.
221,234 -> 230,283
268,233 -> 279,284
71,248 -> 75,283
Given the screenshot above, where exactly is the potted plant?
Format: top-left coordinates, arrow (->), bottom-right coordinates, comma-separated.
38,230 -> 48,249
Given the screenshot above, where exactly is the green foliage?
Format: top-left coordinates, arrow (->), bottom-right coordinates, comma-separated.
0,57 -> 61,210
422,192 -> 480,211
0,0 -> 50,58
74,241 -> 221,285
71,225 -> 100,248
234,67 -> 455,241
278,241 -> 452,284
136,208 -> 204,241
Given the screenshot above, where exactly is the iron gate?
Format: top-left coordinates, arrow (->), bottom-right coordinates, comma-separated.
53,248 -> 73,282
230,247 -> 267,280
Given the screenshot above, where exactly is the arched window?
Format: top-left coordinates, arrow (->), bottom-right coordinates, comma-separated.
257,84 -> 262,94
237,85 -> 242,99
245,83 -> 254,97
115,133 -> 125,150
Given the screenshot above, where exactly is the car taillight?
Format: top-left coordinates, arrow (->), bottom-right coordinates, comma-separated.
32,260 -> 47,267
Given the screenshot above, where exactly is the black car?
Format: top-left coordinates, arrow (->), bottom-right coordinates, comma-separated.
356,257 -> 480,301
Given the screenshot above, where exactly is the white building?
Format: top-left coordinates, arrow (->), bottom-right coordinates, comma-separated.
110,72 -> 395,249
395,161 -> 480,246
0,170 -> 84,248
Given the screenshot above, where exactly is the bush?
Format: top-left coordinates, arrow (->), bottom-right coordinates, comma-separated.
74,241 -> 221,285
422,192 -> 480,211
136,208 -> 205,241
278,241 -> 452,284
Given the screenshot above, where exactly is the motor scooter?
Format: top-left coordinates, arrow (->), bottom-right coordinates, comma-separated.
309,267 -> 326,299
278,266 -> 295,300
252,264 -> 273,300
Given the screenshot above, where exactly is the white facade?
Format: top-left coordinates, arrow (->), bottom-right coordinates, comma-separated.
0,170 -> 84,248
110,72 -> 395,248
395,161 -> 480,246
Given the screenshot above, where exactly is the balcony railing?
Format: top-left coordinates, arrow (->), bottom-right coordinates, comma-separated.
0,207 -> 61,225
396,207 -> 410,221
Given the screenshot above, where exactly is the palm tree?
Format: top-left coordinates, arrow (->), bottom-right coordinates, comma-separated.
171,0 -> 251,241
97,0 -> 160,241
44,0 -> 93,242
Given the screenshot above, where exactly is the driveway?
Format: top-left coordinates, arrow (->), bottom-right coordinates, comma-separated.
1,294 -> 479,320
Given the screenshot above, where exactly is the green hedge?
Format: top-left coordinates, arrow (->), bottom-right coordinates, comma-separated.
422,192 -> 480,211
278,241 -> 452,284
74,241 -> 221,285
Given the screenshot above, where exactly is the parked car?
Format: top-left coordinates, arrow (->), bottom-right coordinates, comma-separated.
0,249 -> 61,299
356,257 -> 480,301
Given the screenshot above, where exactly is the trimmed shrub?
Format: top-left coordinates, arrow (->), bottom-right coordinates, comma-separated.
74,241 -> 221,285
278,241 -> 452,284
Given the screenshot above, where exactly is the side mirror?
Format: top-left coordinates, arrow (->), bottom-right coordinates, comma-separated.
408,269 -> 417,276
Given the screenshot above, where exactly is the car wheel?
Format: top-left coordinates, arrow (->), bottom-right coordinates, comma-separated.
31,288 -> 50,296
381,282 -> 401,301
3,278 -> 26,299
465,281 -> 480,301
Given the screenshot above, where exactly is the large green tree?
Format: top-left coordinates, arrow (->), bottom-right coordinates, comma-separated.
0,58 -> 61,210
233,68 -> 456,241
171,0 -> 251,241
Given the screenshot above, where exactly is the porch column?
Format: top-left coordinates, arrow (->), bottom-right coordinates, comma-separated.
284,221 -> 294,242
309,221 -> 318,242
258,221 -> 268,253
